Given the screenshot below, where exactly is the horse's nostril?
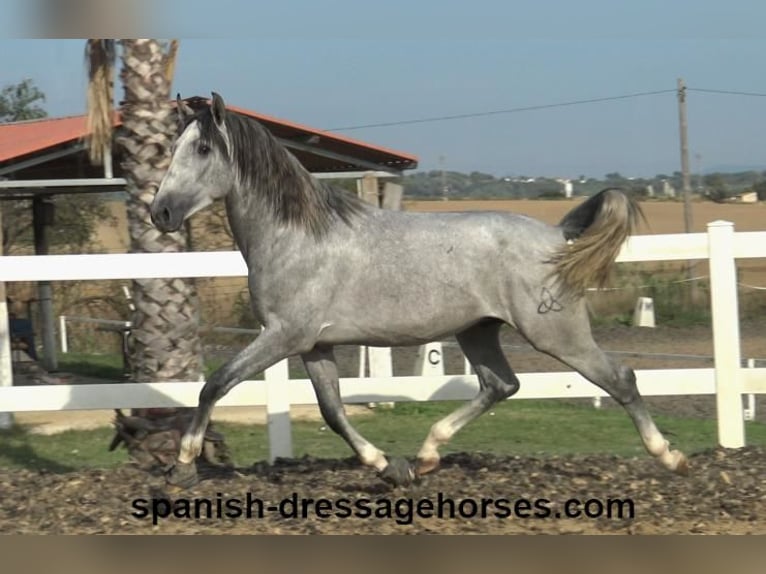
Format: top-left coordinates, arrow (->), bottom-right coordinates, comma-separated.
151,204 -> 173,230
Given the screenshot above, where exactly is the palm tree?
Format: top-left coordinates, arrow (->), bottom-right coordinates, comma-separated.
85,39 -> 228,468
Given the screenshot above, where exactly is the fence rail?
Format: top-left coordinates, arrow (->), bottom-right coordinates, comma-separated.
57,316 -> 258,354
1,220 -> 765,462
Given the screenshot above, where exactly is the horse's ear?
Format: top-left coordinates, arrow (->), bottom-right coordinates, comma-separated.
211,92 -> 226,129
176,93 -> 193,130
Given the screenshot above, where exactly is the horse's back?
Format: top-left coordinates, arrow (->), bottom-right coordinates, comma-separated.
309,207 -> 566,345
357,208 -> 563,266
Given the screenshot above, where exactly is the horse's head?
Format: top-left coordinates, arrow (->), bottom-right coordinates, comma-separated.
151,92 -> 234,233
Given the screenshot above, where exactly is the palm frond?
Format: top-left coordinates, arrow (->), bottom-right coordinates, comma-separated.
164,39 -> 180,84
85,39 -> 117,165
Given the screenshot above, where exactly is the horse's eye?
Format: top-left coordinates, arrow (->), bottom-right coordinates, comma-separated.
197,144 -> 210,156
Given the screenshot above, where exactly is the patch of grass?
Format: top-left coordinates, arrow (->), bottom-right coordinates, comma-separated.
0,425 -> 129,472
57,353 -> 306,381
58,353 -> 125,380
3,399 -> 766,472
350,399 -> 766,459
203,357 -> 226,378
590,312 -> 634,328
589,264 -> 715,328
59,352 -> 229,380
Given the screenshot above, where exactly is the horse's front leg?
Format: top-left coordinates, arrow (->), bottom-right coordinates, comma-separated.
166,325 -> 303,490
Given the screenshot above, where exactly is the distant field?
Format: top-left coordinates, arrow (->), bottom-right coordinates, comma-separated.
403,197 -> 766,234
403,198 -> 766,290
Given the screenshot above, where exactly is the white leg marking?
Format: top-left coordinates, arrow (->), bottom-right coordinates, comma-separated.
641,424 -> 687,472
417,419 -> 456,462
359,444 -> 388,471
644,428 -> 668,458
178,430 -> 205,464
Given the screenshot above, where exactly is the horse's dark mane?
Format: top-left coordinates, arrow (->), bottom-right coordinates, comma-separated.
183,107 -> 368,237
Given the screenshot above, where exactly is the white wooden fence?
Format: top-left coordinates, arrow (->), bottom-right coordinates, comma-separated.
1,220 -> 765,462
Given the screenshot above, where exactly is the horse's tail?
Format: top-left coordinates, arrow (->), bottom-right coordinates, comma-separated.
548,187 -> 645,299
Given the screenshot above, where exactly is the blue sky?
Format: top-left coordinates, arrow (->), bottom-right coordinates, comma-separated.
3,1 -> 766,178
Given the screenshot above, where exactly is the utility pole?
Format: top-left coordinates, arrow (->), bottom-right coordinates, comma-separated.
677,78 -> 697,297
677,78 -> 693,233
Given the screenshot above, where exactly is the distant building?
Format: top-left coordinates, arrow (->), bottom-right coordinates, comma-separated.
555,178 -> 573,198
738,191 -> 758,203
662,180 -> 676,198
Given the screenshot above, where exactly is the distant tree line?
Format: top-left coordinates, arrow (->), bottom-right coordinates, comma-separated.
398,169 -> 766,201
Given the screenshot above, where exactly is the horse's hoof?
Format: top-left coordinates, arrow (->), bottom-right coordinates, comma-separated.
416,457 -> 440,477
379,457 -> 417,487
165,461 -> 199,490
672,451 -> 689,476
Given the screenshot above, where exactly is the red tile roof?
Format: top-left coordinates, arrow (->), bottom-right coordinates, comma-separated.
0,114 -> 115,163
226,103 -> 418,165
0,99 -> 418,172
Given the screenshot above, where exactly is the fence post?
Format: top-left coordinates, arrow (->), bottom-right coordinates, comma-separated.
264,358 -> 292,462
0,296 -> 12,430
0,207 -> 14,430
367,347 -> 395,408
744,358 -> 756,422
358,346 -> 367,378
59,315 -> 68,353
707,220 -> 745,448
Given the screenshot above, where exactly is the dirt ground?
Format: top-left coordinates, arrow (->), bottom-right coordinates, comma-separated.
2,318 -> 765,534
1,446 -> 764,534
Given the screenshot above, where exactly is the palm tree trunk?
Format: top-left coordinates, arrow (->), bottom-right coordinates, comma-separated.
117,39 -> 203,387
86,39 -> 228,468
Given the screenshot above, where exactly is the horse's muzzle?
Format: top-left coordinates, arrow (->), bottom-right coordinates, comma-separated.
150,201 -> 181,233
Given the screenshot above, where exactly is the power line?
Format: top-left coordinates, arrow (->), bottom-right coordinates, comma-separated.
326,86 -> 766,132
327,88 -> 677,131
688,87 -> 766,97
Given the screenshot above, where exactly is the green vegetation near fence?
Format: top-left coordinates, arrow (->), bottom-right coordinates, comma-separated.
2,399 -> 765,473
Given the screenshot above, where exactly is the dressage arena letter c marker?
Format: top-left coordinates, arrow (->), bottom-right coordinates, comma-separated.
417,342 -> 445,376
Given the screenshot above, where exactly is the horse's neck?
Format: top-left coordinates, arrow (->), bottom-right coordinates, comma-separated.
225,188 -> 259,259
224,183 -> 289,262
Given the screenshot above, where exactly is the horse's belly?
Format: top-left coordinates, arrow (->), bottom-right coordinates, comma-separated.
313,233 -> 512,346
316,296 -> 498,347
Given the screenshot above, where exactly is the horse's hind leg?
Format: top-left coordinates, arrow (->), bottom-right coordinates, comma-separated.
416,319 -> 520,477
520,303 -> 688,475
302,346 -> 414,486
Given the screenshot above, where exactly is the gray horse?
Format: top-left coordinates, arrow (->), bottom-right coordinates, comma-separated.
151,92 -> 688,489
